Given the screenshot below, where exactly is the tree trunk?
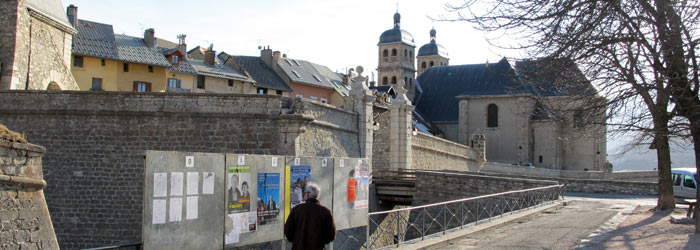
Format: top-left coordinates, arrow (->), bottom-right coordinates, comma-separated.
655,131 -> 676,210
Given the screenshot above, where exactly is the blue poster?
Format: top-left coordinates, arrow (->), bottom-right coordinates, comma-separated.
289,165 -> 311,210
257,173 -> 280,225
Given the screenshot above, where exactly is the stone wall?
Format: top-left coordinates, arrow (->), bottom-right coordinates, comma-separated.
297,99 -> 361,157
482,162 -> 610,179
413,170 -> 558,205
1,140 -> 59,250
25,10 -> 78,90
0,91 -> 321,249
0,0 -> 25,90
411,132 -> 477,172
612,170 -> 658,183
372,111 -> 390,170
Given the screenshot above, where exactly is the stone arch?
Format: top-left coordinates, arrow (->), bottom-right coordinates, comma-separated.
47,82 -> 61,91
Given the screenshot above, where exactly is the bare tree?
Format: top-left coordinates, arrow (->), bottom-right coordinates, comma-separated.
445,0 -> 700,229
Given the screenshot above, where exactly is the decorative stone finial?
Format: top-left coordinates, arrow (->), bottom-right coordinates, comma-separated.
393,80 -> 410,103
350,65 -> 370,96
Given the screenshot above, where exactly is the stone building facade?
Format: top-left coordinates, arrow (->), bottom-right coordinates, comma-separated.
0,0 -> 78,91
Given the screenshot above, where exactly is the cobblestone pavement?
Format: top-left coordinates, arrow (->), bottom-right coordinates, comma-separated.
440,192 -> 657,250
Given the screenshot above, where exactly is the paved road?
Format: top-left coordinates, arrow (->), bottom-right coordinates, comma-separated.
440,192 -> 657,250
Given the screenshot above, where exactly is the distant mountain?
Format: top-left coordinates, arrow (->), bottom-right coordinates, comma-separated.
608,139 -> 695,171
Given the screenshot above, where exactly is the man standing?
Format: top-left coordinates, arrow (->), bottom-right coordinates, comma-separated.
284,183 -> 335,250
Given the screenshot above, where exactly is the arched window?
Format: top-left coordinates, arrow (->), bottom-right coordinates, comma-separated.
404,49 -> 407,57
382,77 -> 388,85
391,76 -> 397,84
487,104 -> 498,127
409,51 -> 413,58
383,49 -> 388,57
430,61 -> 434,67
391,49 -> 397,56
404,77 -> 408,84
409,78 -> 413,86
421,62 -> 426,68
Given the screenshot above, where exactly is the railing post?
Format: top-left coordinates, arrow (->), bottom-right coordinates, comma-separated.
396,212 -> 401,247
422,207 -> 425,240
443,204 -> 446,235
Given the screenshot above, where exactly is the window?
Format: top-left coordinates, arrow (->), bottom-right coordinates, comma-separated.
382,77 -> 388,85
487,104 -> 498,127
296,94 -> 303,98
148,66 -> 153,72
573,110 -> 584,128
168,78 -> 181,88
91,78 -> 102,91
228,79 -> 234,87
684,174 -> 696,189
538,155 -> 543,163
321,98 -> 327,103
404,49 -> 407,57
410,51 -> 413,58
257,88 -> 267,94
172,55 -> 179,64
421,62 -> 426,69
197,75 -> 205,89
285,59 -> 293,66
292,59 -> 301,66
101,59 -> 105,66
672,174 -> 682,186
276,90 -> 283,95
312,74 -> 321,82
383,49 -> 388,57
292,70 -> 301,78
123,63 -> 129,72
310,96 -> 318,101
133,82 -> 151,92
404,77 -> 408,84
391,49 -> 397,56
391,76 -> 397,84
430,61 -> 434,67
73,56 -> 83,67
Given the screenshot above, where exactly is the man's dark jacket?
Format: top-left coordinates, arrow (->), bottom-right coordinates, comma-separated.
284,198 -> 336,250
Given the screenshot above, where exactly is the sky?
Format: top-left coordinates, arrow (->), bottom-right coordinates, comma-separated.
60,0 -> 695,171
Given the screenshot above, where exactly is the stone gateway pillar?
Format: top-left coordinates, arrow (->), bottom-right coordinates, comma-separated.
389,80 -> 414,170
346,66 -> 375,161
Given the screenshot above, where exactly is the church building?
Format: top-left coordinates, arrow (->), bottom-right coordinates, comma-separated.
377,12 -> 608,172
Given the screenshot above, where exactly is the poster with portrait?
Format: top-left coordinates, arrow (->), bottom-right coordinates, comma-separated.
256,173 -> 280,225
354,163 -> 369,209
227,165 -> 251,214
288,165 -> 311,210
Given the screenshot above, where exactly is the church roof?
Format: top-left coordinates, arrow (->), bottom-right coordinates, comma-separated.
378,12 -> 415,46
416,58 -> 523,123
417,29 -> 448,57
415,57 -> 594,123
25,0 -> 75,32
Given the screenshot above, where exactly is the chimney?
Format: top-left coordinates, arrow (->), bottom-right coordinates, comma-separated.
272,51 -> 282,64
204,44 -> 216,66
260,46 -> 273,66
177,34 -> 187,55
144,28 -> 155,47
66,5 -> 78,26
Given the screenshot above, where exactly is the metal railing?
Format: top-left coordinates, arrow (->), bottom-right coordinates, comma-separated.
366,184 -> 564,249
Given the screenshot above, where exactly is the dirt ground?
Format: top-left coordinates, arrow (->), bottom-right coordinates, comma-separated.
593,205 -> 700,249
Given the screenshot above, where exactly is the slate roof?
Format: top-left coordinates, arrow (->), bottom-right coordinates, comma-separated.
167,58 -> 197,75
415,57 -> 595,124
278,57 -> 350,96
416,58 -> 523,123
25,0 -> 75,32
72,19 -> 119,60
188,58 -> 250,81
115,34 -> 171,67
222,54 -> 292,92
417,29 -> 448,57
370,85 -> 396,98
378,13 -> 415,46
514,58 -> 597,97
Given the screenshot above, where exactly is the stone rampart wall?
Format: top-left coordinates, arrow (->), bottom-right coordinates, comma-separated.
0,140 -> 59,250
297,99 -> 361,157
0,91 -> 354,249
611,170 -> 658,183
371,111 -> 390,170
411,132 -> 477,172
413,170 -> 558,205
482,162 -> 609,179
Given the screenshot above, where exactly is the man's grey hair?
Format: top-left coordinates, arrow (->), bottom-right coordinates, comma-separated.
305,183 -> 321,200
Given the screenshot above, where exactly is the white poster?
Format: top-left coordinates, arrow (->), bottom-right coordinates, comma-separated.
171,172 -> 183,196
152,199 -> 166,224
186,196 -> 198,220
153,173 -> 168,197
169,197 -> 182,222
187,172 -> 199,195
202,172 -> 215,195
225,214 -> 240,244
185,156 -> 194,168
